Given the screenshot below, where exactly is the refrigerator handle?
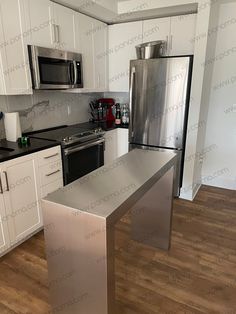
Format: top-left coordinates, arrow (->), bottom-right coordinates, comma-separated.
129,66 -> 136,139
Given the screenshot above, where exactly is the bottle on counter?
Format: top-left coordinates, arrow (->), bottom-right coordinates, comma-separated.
121,104 -> 129,126
115,103 -> 121,125
97,102 -> 103,121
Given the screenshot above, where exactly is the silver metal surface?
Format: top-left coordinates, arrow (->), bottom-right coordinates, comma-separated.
129,144 -> 182,197
44,153 -> 60,159
64,138 -> 105,156
28,45 -> 83,90
136,41 -> 165,59
129,57 -> 192,196
42,149 -> 176,314
0,175 -> 3,194
129,57 -> 191,149
4,171 -> 9,191
62,129 -> 105,147
129,67 -> 135,139
73,60 -> 78,85
132,167 -> 174,250
46,170 -> 61,177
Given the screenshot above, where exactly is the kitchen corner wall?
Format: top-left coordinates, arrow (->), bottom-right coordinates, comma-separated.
201,1 -> 236,190
0,91 -> 103,138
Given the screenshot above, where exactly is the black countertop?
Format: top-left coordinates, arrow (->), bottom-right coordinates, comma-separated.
0,138 -> 60,163
73,121 -> 129,131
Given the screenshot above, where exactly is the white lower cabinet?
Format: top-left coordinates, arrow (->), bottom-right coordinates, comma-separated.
104,128 -> 129,165
0,146 -> 63,257
2,155 -> 42,243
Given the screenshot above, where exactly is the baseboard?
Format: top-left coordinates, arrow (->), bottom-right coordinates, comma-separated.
179,183 -> 201,201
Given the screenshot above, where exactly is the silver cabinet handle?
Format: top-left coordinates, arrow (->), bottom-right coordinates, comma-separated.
52,24 -> 57,43
129,66 -> 135,139
3,171 -> 9,192
64,138 -> 105,156
0,175 -> 3,194
44,153 -> 59,159
56,25 -> 60,43
46,170 -> 61,177
170,35 -> 173,51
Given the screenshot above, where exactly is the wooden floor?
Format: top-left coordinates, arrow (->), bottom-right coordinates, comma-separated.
0,185 -> 236,313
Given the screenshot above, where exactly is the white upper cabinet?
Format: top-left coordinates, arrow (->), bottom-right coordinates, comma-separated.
109,21 -> 143,92
93,19 -> 108,91
51,2 -> 76,51
0,0 -> 31,95
75,13 -> 108,91
142,17 -> 171,55
23,0 -> 54,48
170,14 -> 197,55
75,13 -> 95,90
2,155 -> 42,243
108,14 -> 197,91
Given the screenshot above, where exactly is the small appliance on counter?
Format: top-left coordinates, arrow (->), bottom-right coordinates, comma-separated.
89,98 -> 130,128
89,98 -> 116,125
4,112 -> 22,142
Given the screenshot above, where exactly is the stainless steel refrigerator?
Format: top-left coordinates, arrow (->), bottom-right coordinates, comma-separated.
129,56 -> 193,196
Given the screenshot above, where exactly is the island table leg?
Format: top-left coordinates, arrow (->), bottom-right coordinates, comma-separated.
131,167 -> 174,250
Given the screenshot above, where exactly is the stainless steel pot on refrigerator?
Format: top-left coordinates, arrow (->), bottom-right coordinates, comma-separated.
129,56 -> 193,196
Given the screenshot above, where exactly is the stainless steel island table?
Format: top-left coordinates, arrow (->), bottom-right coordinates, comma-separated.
42,149 -> 177,314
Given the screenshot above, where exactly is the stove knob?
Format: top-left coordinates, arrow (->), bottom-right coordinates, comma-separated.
63,137 -> 70,143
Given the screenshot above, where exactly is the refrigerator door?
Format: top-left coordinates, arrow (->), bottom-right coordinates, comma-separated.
129,57 -> 192,150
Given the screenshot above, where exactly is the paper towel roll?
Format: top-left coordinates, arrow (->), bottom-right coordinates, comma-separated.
4,112 -> 22,142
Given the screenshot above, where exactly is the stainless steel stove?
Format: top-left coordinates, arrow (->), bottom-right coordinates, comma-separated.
30,125 -> 105,185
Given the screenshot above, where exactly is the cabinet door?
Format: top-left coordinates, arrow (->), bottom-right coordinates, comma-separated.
170,14 -> 197,55
142,17 -> 171,55
109,22 -> 143,92
104,129 -> 118,165
75,13 -> 95,90
53,2 -> 75,51
93,19 -> 108,91
23,0 -> 54,48
0,172 -> 10,255
0,0 -> 31,95
3,155 -> 42,244
117,129 -> 129,158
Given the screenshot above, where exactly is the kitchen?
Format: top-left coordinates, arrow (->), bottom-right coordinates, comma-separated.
0,0 -> 235,313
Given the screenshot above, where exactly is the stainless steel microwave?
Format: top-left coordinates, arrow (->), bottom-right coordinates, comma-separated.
28,45 -> 83,90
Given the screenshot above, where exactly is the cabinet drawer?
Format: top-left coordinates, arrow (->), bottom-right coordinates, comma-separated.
40,161 -> 63,186
41,179 -> 63,199
38,146 -> 61,167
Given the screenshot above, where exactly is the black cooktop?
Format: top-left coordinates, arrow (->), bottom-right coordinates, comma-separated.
28,125 -> 96,142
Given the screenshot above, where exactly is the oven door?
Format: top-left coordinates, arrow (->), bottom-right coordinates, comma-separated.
63,138 -> 105,185
28,45 -> 83,90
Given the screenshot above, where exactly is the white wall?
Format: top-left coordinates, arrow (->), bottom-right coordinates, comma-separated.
201,1 -> 236,190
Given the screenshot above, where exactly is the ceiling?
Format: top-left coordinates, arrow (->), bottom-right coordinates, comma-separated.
52,0 -> 198,24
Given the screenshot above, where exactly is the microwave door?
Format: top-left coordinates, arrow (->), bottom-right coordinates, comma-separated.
37,57 -> 73,89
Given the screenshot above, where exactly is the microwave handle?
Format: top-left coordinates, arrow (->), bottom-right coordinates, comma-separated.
69,62 -> 74,85
73,61 -> 78,85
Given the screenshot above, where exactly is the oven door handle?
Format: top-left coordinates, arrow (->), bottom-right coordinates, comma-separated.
64,138 -> 105,156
